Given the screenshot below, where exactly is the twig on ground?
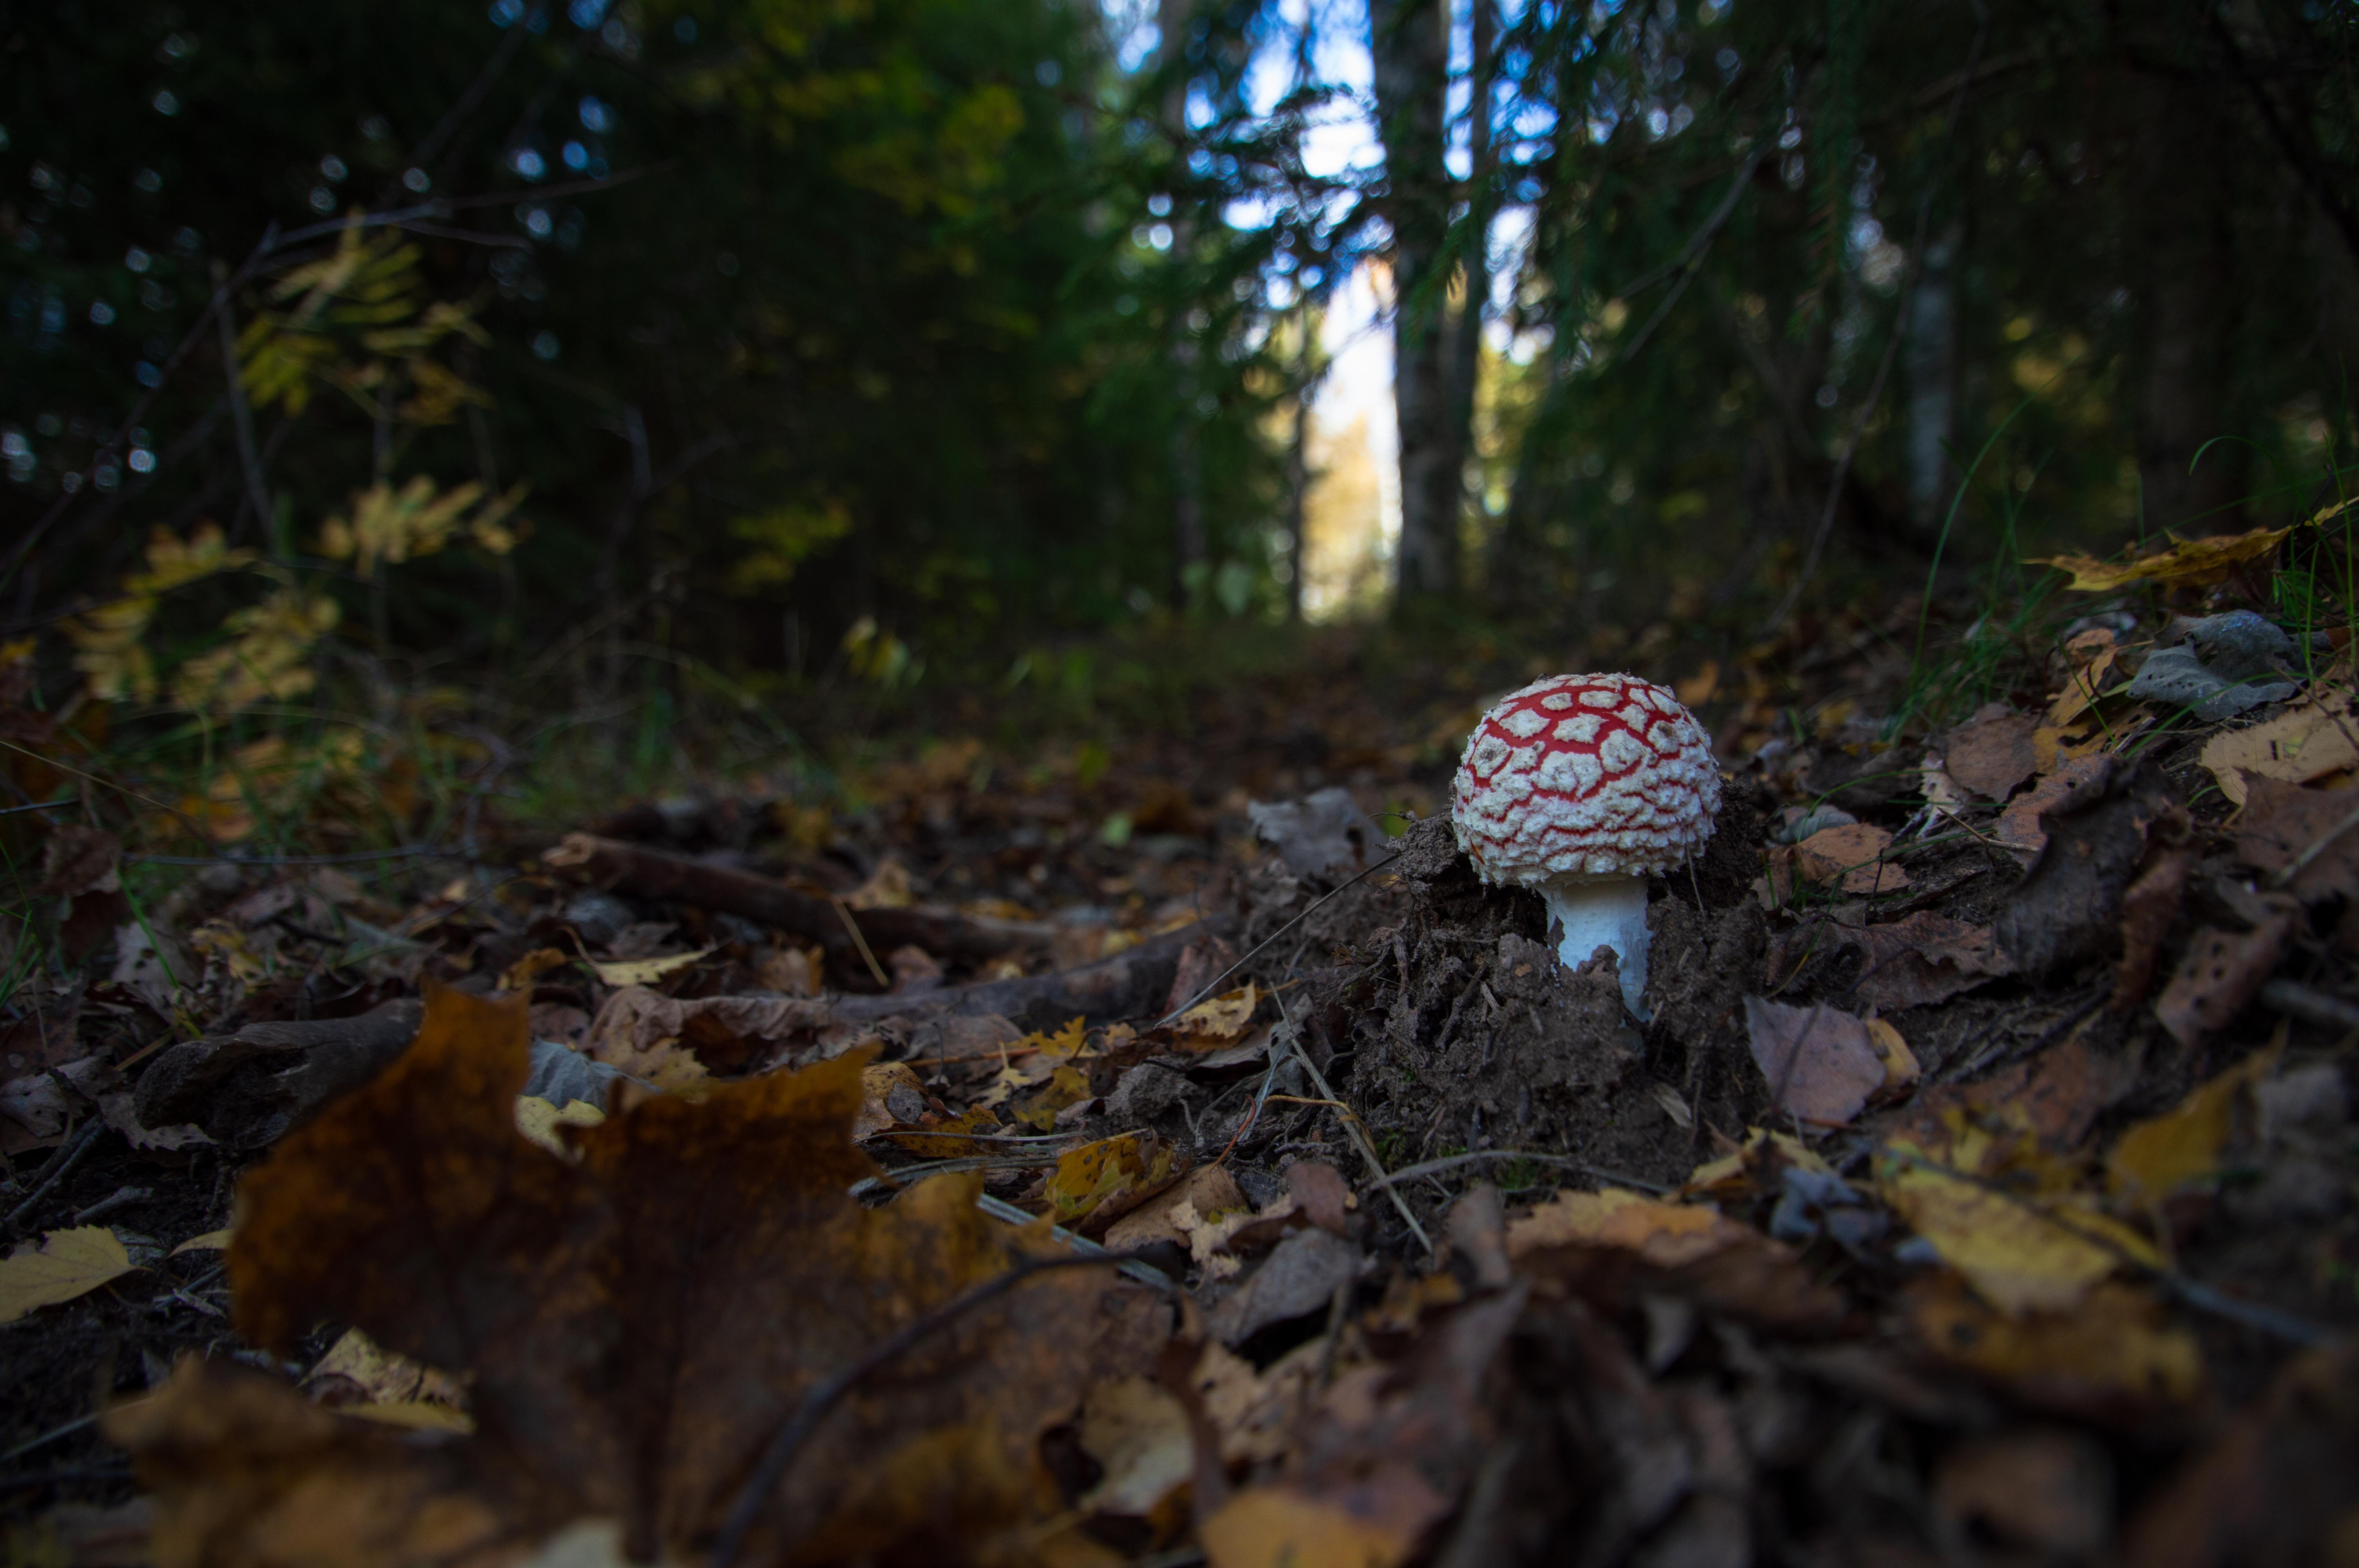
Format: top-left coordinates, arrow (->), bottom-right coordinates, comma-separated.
1151,852 -> 1401,1029
1365,1149 -> 1674,1195
3,1118 -> 109,1236
2259,977 -> 2359,1033
709,1250 -> 1174,1568
1278,993 -> 1432,1254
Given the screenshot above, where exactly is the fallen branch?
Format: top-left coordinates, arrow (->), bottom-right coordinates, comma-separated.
134,999 -> 425,1150
824,922 -> 1208,1034
543,833 -> 1053,971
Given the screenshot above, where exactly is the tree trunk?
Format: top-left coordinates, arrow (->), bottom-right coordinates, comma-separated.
1370,0 -> 1457,604
1445,0 -> 1495,549
1160,0 -> 1206,608
1287,308 -> 1312,623
1904,219 -> 1961,537
2132,68 -> 2244,536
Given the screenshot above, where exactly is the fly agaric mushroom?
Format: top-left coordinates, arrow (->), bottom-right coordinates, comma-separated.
1451,673 -> 1721,1019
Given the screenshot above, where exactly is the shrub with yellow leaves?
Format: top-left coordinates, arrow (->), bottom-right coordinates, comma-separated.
318,475 -> 527,578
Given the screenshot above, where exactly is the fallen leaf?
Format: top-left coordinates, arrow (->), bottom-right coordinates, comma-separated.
304,1327 -> 472,1424
0,1226 -> 138,1324
1744,997 -> 1888,1125
844,857 -> 916,909
885,1103 -> 1003,1158
1076,1375 -> 1193,1523
498,947 -> 569,993
582,985 -> 831,1084
1994,754 -> 2115,862
99,1090 -> 213,1152
583,945 -> 716,988
2121,1338 -> 2359,1568
139,983 -> 1169,1565
2113,848 -> 2193,1007
754,944 -> 822,996
512,1095 -> 605,1158
1865,1018 -> 1921,1091
2108,1050 -> 2276,1201
1878,1152 -> 2156,1316
1791,823 -> 1904,893
1934,1427 -> 2115,1559
1908,1275 -> 2203,1418
855,1062 -> 929,1140
2152,910 -> 2295,1048
1942,709 -> 2041,801
2231,776 -> 2359,902
1201,1486 -> 1424,1568
2030,523 -> 2291,592
40,823 -> 122,898
1806,911 -> 2015,1012
1104,1165 -> 1250,1258
1248,788 -> 1379,884
171,1229 -> 235,1256
1683,1127 -> 1836,1198
1996,762 -> 2179,978
1045,1130 -> 1180,1230
1205,1227 -> 1361,1346
2199,684 -> 2359,806
1172,983 -> 1258,1041
1507,1186 -> 1844,1330
2045,630 -> 2121,729
1010,1064 -> 1093,1131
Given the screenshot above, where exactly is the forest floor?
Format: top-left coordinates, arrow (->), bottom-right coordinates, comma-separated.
5,541 -> 2359,1566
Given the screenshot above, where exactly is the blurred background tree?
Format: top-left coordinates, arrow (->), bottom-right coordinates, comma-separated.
3,0 -> 2356,734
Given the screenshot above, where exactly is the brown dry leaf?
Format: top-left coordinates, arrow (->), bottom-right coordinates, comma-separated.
1817,912 -> 2016,1013
1743,997 -> 1888,1125
39,823 -> 122,898
2029,523 -> 2291,592
2044,630 -> 2121,729
1202,1290 -> 1525,1568
2152,907 -> 2295,1049
845,857 -> 916,909
1044,1131 -> 1179,1230
1943,709 -> 2041,802
1995,754 -> 2115,862
2108,1049 -> 2276,1202
887,1103 -> 1003,1158
754,944 -> 823,997
583,945 -> 715,988
1172,982 -> 1258,1042
125,984 -> 1167,1567
1908,1275 -> 2202,1419
2199,683 -> 2359,806
0,1226 -> 138,1323
1791,823 -> 1905,893
2230,775 -> 2359,901
2121,1338 -> 2359,1568
497,947 -> 569,993
304,1328 -> 473,1433
1507,1187 -> 1844,1331
1934,1428 -> 2115,1560
1075,1375 -> 1194,1524
1683,1127 -> 1837,1198
2114,848 -> 2193,1008
582,985 -> 831,1082
1104,1165 -> 1250,1264
855,1062 -> 929,1140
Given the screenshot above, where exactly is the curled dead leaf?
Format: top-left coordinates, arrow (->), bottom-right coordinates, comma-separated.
2030,523 -> 2291,593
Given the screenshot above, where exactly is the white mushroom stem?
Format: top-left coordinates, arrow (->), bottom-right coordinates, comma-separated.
1539,873 -> 1652,1021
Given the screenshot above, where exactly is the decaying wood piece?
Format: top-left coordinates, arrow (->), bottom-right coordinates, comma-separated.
543,832 -> 1053,967
134,999 -> 425,1150
824,922 -> 1208,1035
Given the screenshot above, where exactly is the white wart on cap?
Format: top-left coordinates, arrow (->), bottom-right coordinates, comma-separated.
1451,672 -> 1721,1018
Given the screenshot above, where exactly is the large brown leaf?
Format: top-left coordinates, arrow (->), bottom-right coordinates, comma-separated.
121,984 -> 1167,1566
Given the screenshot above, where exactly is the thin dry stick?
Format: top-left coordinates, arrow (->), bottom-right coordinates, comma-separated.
708,1250 -> 1172,1568
2268,793 -> 2359,890
1365,1148 -> 1673,1194
1278,993 -> 1432,1254
829,896 -> 892,989
1151,850 -> 1403,1029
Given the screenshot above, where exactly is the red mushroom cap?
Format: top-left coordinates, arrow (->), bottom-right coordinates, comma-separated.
1451,672 -> 1721,884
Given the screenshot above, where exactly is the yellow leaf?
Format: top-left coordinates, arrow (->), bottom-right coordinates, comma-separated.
499,947 -> 570,994
1865,1018 -> 1921,1092
513,1096 -> 605,1158
1174,983 -> 1256,1040
585,947 -> 716,988
1201,1486 -> 1425,1568
0,1227 -> 138,1323
1908,1276 -> 2202,1407
2029,523 -> 2291,592
854,1062 -> 927,1141
1045,1133 -> 1171,1224
1505,1187 -> 1754,1269
1879,1158 -> 2155,1316
171,1229 -> 236,1256
2108,1051 -> 2275,1200
2198,685 -> 2359,806
1010,1065 -> 1092,1132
